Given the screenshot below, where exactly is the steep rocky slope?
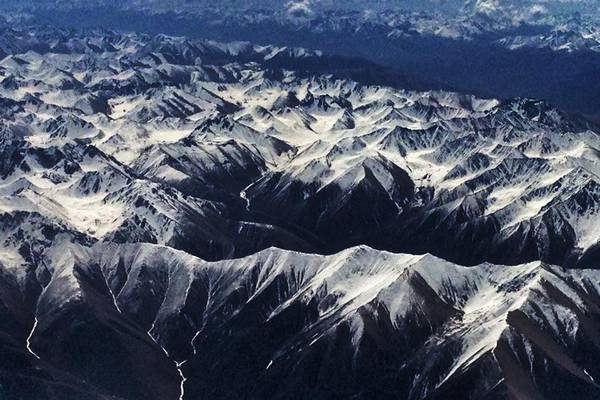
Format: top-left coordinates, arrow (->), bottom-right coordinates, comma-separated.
2,243 -> 599,399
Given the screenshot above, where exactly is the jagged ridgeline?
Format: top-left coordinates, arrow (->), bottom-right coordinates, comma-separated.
3,243 -> 600,399
0,26 -> 598,267
5,0 -> 600,119
0,24 -> 599,400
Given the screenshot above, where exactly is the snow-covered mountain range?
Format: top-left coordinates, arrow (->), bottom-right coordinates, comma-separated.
4,0 -> 600,119
0,26 -> 598,266
0,24 -> 599,400
4,243 -> 600,399
5,0 -> 600,53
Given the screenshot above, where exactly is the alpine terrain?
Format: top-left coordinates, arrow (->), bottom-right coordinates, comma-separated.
0,12 -> 598,400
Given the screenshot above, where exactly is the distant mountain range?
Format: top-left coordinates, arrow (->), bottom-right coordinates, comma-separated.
6,0 -> 600,51
2,0 -> 600,119
4,0 -> 600,15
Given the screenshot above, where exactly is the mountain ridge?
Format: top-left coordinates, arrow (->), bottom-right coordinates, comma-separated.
2,241 -> 599,399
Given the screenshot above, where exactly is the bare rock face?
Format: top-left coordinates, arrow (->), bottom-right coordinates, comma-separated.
2,243 -> 600,399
